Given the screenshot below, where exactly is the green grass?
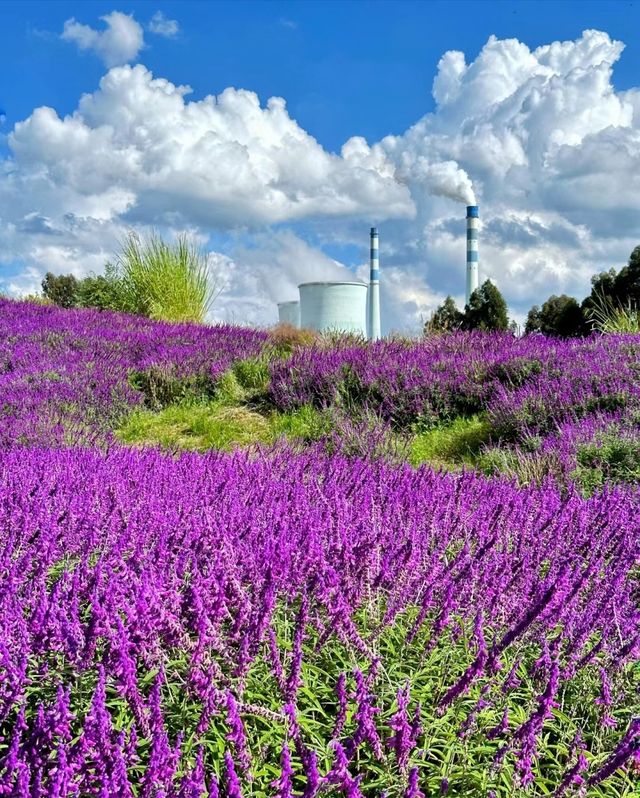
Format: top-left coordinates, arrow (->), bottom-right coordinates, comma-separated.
409,415 -> 492,469
116,400 -> 331,453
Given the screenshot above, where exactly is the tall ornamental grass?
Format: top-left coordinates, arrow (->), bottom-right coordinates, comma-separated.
587,291 -> 640,334
115,231 -> 216,323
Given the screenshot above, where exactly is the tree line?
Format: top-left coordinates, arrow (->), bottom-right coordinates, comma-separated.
426,245 -> 640,336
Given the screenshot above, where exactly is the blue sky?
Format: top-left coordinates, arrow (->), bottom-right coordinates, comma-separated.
3,1 -> 640,153
2,1 -> 640,329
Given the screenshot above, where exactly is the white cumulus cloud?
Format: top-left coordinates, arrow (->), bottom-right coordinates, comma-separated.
61,11 -> 144,67
3,29 -> 640,332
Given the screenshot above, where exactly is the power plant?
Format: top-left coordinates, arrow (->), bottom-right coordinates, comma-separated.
275,226 -> 379,338
276,208 -> 478,336
466,205 -> 479,305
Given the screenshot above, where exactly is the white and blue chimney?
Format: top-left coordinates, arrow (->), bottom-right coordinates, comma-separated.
466,206 -> 479,305
368,227 -> 381,340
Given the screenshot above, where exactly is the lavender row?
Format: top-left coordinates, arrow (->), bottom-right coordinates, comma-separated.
0,299 -> 266,446
269,332 -> 640,440
1,445 -> 638,793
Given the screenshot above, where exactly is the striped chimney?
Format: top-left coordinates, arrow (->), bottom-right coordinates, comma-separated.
368,227 -> 381,340
466,206 -> 479,305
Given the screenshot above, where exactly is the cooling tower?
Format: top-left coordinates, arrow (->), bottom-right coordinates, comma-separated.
466,205 -> 479,305
277,300 -> 300,328
368,227 -> 381,340
299,282 -> 368,336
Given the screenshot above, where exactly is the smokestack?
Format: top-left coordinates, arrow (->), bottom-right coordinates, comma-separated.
368,227 -> 381,340
466,206 -> 479,305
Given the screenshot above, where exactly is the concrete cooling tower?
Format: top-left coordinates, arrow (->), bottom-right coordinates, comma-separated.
277,300 -> 300,327
298,282 -> 368,336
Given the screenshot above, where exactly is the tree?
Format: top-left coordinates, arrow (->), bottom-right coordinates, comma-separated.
41,272 -> 79,308
525,294 -> 584,337
609,245 -> 640,306
424,295 -> 464,334
525,305 -> 542,334
463,280 -> 509,332
582,246 -> 640,326
76,267 -> 125,312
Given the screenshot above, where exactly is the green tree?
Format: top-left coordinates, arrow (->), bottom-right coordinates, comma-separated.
582,247 -> 640,327
524,305 -> 542,334
77,267 -> 125,311
463,280 -> 509,332
41,272 -> 79,308
611,245 -> 640,305
424,295 -> 464,334
525,295 -> 584,337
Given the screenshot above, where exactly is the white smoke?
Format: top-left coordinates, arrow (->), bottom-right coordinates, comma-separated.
410,158 -> 476,205
381,142 -> 476,205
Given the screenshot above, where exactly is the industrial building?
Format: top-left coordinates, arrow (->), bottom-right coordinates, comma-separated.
276,208 -> 479,337
277,300 -> 300,327
275,227 -> 381,339
298,281 -> 368,336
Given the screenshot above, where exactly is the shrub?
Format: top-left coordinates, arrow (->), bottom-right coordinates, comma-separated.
129,366 -> 217,410
574,434 -> 640,494
268,323 -> 318,354
410,415 -> 492,468
21,294 -> 53,305
114,231 -> 216,323
477,447 -> 566,486
76,267 -> 126,311
215,370 -> 247,405
232,357 -> 272,402
269,404 -> 332,443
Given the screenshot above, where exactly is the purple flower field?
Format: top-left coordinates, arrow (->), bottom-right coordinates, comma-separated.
2,446 -> 639,795
270,331 -> 640,484
270,332 -> 640,437
0,298 -> 266,447
0,299 -> 639,796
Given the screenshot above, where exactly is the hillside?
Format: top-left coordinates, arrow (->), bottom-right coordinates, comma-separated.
0,299 -> 639,796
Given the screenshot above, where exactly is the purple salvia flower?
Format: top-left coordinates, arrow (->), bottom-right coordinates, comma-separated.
326,741 -> 349,786
223,752 -> 243,798
286,594 -> 308,701
302,749 -> 321,798
332,673 -> 348,740
178,746 -> 206,798
271,742 -> 294,798
587,717 -> 640,787
404,768 -> 424,798
225,690 -> 251,773
207,773 -> 220,798
387,685 -> 413,771
347,669 -> 383,759
267,627 -> 286,694
487,707 -> 509,740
